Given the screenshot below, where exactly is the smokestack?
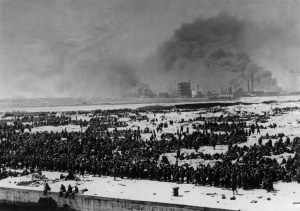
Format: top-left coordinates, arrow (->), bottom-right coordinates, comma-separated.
251,74 -> 254,92
197,84 -> 199,92
174,80 -> 176,97
221,87 -> 223,94
247,79 -> 250,93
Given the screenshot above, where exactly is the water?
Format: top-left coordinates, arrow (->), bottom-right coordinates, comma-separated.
0,97 -> 209,113
1,207 -> 56,211
0,95 -> 300,113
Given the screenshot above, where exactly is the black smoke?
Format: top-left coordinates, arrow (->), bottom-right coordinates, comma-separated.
2,0 -> 298,99
146,13 -> 282,93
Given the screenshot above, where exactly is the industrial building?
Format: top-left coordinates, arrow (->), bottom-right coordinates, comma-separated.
218,87 -> 234,99
177,81 -> 192,98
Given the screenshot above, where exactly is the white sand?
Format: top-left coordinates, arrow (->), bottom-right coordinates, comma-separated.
1,171 -> 300,211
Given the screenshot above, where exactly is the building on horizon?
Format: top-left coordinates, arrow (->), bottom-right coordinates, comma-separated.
177,81 -> 192,98
158,92 -> 170,98
142,88 -> 156,98
194,84 -> 204,98
207,91 -> 218,99
218,87 -> 234,99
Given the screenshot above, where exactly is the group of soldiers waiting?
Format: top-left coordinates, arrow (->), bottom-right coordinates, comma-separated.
0,107 -> 298,195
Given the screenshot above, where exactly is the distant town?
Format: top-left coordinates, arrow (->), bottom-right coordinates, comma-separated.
142,78 -> 296,100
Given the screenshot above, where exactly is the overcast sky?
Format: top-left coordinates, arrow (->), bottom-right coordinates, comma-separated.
0,0 -> 300,98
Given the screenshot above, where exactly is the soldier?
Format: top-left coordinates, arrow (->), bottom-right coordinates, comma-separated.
65,184 -> 73,198
266,173 -> 274,192
71,186 -> 79,199
231,175 -> 238,195
186,167 -> 192,184
43,183 -> 51,196
59,184 -> 66,197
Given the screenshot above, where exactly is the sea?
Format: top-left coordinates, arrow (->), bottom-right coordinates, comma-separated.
0,95 -> 299,113
1,207 -> 56,211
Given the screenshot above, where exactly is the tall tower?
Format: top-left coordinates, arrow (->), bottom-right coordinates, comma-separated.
251,74 -> 254,92
247,79 -> 250,93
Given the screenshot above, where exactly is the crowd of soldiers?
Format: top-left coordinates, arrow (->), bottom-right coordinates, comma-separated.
0,106 -> 298,194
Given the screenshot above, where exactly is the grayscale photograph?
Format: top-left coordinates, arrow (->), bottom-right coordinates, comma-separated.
0,0 -> 300,210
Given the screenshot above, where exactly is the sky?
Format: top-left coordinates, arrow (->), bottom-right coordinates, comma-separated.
0,0 -> 300,98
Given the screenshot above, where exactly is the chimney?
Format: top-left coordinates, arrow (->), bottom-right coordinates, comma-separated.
247,79 -> 250,93
189,80 -> 191,97
197,84 -> 199,92
251,74 -> 254,92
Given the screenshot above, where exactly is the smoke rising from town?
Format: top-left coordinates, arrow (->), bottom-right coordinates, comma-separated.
144,13 -> 282,93
0,0 -> 299,98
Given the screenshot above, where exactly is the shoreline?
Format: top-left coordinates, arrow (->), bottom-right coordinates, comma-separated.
1,95 -> 300,113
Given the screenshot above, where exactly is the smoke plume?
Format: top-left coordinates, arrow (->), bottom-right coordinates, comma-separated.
1,0 -> 300,98
144,13 -> 282,93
